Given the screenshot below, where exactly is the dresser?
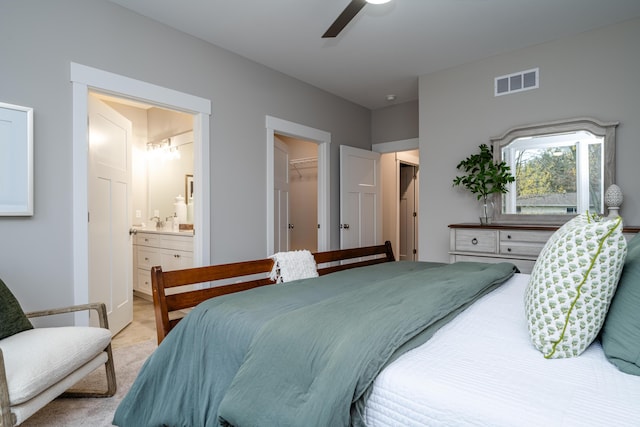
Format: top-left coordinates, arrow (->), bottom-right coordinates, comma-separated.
133,230 -> 194,298
449,223 -> 639,274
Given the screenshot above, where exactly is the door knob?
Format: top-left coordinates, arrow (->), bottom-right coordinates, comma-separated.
129,228 -> 138,236
340,224 -> 350,229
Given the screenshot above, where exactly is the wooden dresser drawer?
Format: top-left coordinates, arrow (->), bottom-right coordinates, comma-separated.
453,229 -> 497,253
499,242 -> 546,257
498,230 -> 553,257
499,230 -> 553,244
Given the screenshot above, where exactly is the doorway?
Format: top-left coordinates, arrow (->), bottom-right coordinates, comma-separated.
266,116 -> 330,253
399,163 -> 419,261
71,63 -> 211,327
277,134 -> 319,252
89,93 -> 195,333
380,148 -> 419,260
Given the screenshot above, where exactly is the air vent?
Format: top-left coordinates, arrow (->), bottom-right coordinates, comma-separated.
494,68 -> 539,96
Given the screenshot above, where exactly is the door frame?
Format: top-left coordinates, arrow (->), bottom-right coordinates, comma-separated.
399,161 -> 419,261
373,138 -> 419,257
266,116 -> 330,253
71,62 -> 211,324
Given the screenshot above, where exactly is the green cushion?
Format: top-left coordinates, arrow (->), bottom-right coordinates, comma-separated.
601,232 -> 640,375
525,213 -> 627,358
0,278 -> 33,340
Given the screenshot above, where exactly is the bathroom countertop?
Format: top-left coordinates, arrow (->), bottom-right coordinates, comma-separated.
133,226 -> 194,236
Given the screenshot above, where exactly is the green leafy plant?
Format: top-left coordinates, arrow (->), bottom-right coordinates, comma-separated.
452,143 -> 515,200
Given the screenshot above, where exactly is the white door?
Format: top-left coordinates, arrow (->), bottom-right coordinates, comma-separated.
88,96 -> 133,334
274,139 -> 290,253
340,145 -> 382,249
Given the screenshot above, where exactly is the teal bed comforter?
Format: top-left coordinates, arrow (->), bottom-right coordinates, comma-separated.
113,261 -> 517,427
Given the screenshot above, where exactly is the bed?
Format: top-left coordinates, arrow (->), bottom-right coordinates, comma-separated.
114,224 -> 640,426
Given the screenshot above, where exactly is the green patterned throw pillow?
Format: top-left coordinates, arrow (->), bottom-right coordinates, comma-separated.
525,213 -> 627,359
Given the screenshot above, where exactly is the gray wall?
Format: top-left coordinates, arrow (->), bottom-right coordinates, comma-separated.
0,0 -> 371,311
419,18 -> 640,262
372,100 -> 418,144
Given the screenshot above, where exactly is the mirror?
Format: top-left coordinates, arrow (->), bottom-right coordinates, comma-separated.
147,131 -> 194,223
491,117 -> 618,224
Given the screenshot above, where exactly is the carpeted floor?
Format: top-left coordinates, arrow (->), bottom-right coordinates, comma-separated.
21,296 -> 158,427
22,339 -> 156,426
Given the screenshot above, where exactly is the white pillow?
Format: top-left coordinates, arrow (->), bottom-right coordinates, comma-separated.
525,213 -> 627,358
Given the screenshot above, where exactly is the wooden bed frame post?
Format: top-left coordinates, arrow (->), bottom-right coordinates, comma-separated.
151,266 -> 171,346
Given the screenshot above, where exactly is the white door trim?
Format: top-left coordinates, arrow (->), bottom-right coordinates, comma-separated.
71,62 -> 211,324
266,116 -> 330,253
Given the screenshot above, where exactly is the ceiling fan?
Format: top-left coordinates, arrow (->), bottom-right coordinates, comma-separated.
322,0 -> 392,38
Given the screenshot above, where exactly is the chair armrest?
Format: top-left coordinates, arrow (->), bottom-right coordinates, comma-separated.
24,303 -> 110,330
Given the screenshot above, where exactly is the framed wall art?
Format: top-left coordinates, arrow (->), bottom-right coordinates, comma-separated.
185,174 -> 194,203
0,102 -> 34,216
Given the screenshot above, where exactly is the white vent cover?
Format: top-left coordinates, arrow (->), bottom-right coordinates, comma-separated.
495,68 -> 539,96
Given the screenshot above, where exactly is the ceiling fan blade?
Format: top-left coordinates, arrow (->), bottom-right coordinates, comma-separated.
322,0 -> 367,38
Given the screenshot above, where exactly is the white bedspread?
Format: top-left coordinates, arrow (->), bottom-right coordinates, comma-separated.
364,273 -> 640,426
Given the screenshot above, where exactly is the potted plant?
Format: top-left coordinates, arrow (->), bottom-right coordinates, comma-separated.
452,143 -> 515,224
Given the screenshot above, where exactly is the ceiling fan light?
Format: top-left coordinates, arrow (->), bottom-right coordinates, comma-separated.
366,0 -> 392,4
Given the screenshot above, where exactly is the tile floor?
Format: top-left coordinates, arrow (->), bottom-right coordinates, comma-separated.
111,295 -> 157,349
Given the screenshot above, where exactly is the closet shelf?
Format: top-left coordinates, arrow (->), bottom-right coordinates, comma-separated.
289,157 -> 317,177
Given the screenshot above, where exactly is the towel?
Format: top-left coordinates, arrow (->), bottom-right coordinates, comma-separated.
269,250 -> 318,283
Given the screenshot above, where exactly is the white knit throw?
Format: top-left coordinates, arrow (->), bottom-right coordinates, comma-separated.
269,250 -> 318,283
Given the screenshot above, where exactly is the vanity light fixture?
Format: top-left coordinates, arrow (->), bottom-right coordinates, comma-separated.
147,138 -> 180,161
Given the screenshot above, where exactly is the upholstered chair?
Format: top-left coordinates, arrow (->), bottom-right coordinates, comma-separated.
0,278 -> 116,426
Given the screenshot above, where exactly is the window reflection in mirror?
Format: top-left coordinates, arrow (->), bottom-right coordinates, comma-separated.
501,131 -> 603,216
491,117 -> 618,224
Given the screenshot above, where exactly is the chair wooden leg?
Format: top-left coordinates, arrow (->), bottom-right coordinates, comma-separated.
0,350 -> 17,427
61,343 -> 117,398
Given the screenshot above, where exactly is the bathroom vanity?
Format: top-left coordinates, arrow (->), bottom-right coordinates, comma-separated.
133,229 -> 194,298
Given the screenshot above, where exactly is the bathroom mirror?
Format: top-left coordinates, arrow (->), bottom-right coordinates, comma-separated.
147,131 -> 194,223
491,117 -> 618,224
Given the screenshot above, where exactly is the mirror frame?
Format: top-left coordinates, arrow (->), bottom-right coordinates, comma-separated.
491,117 -> 618,224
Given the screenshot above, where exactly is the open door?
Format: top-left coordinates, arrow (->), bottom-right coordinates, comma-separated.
88,95 -> 133,334
339,145 -> 382,249
273,138 -> 290,252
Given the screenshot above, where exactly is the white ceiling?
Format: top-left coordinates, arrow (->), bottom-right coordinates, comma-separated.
109,0 -> 640,110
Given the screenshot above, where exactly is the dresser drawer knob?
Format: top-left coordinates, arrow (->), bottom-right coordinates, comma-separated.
471,238 -> 478,245
507,247 -> 512,252
507,235 -> 512,239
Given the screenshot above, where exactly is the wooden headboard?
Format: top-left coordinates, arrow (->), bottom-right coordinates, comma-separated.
151,241 -> 395,344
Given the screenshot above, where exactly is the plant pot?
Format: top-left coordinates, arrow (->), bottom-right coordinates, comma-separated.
479,198 -> 494,225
